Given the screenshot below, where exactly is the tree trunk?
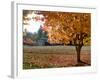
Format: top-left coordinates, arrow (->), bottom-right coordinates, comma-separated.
76,46 -> 82,63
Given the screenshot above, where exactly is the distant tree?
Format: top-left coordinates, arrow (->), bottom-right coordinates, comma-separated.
37,26 -> 48,40
42,11 -> 91,64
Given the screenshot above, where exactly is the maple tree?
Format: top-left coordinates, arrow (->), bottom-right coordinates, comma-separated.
42,11 -> 91,64
23,10 -> 91,64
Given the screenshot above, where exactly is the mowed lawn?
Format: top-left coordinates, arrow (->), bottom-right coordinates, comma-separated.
23,46 -> 91,69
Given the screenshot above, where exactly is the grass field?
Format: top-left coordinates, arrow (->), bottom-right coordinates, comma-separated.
23,46 -> 91,69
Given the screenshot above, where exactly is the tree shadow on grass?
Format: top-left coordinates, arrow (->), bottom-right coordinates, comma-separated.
74,60 -> 91,66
